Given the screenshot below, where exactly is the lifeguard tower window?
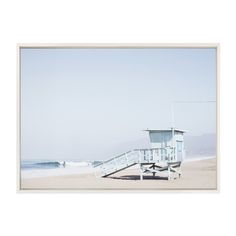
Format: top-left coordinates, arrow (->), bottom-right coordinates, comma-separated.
149,131 -> 172,148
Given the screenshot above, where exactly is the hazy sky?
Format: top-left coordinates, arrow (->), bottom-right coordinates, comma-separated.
21,48 -> 216,160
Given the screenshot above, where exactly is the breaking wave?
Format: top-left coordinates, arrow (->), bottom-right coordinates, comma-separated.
21,160 -> 93,170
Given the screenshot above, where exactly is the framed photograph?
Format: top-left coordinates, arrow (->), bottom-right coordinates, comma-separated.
17,44 -> 219,192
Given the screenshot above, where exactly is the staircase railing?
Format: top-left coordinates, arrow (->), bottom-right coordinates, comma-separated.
94,147 -> 176,177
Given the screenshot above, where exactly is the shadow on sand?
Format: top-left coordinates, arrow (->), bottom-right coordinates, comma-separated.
109,175 -> 168,181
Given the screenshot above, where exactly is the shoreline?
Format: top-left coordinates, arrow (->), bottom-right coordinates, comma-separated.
20,158 -> 217,190
21,166 -> 94,179
183,155 -> 215,162
21,156 -> 216,179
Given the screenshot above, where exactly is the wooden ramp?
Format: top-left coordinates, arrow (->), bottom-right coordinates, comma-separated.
94,148 -> 181,180
94,150 -> 139,177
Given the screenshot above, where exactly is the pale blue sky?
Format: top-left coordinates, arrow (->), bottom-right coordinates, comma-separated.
21,48 -> 216,160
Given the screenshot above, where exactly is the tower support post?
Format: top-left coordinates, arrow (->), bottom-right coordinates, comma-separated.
140,163 -> 143,180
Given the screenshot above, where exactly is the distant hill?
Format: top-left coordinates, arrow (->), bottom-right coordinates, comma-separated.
108,133 -> 216,160
184,133 -> 216,158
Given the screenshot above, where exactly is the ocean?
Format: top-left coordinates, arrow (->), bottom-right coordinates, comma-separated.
21,159 -> 103,179
21,159 -> 102,170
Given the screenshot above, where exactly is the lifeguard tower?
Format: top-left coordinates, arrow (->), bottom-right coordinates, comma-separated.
146,128 -> 185,162
94,128 -> 186,180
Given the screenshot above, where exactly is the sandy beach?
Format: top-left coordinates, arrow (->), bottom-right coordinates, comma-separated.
20,158 -> 217,190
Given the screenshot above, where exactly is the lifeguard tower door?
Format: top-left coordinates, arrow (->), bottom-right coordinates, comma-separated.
176,141 -> 183,162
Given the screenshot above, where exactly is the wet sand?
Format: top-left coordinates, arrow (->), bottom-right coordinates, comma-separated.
20,158 -> 217,191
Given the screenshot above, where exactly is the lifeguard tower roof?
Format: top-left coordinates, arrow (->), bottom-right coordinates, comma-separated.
144,128 -> 187,133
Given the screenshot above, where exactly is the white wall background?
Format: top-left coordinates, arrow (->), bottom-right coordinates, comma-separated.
0,0 -> 234,236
